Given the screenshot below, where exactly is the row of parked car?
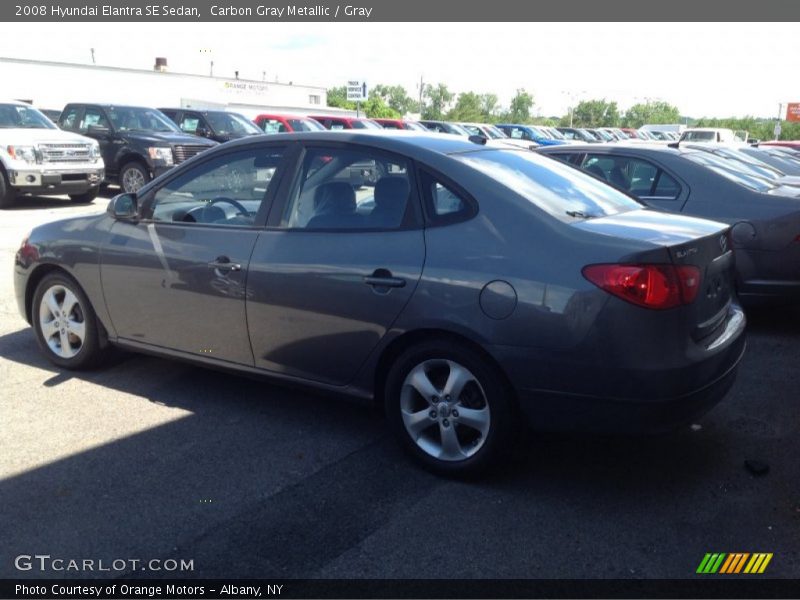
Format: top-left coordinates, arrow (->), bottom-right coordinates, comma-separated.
9,95 -> 800,474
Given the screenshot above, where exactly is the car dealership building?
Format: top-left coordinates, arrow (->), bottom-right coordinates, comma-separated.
0,55 -> 341,118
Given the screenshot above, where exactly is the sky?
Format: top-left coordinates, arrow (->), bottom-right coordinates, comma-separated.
0,22 -> 798,118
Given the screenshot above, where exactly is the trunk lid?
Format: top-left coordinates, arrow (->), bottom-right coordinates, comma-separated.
574,208 -> 736,341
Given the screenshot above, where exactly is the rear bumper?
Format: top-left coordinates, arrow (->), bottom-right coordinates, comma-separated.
492,305 -> 747,433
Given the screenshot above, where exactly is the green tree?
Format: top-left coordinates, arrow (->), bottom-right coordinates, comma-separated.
506,89 -> 534,123
622,100 -> 681,127
422,83 -> 454,120
363,94 -> 401,119
372,84 -> 418,116
571,99 -> 620,127
446,91 -> 484,122
480,93 -> 499,121
326,85 -> 356,110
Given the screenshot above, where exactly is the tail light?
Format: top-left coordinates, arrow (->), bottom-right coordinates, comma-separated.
583,264 -> 701,310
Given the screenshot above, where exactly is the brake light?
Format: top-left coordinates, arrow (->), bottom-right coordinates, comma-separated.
583,264 -> 702,310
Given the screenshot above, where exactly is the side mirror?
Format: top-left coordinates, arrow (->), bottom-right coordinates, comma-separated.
87,124 -> 110,137
107,193 -> 138,221
195,126 -> 210,138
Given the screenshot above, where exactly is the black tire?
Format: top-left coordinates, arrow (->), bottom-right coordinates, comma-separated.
69,188 -> 99,204
119,161 -> 151,194
32,272 -> 104,370
0,169 -> 17,209
384,339 -> 516,477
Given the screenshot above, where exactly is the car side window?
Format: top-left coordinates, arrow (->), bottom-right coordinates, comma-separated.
80,108 -> 110,132
149,146 -> 286,226
581,154 -> 681,200
281,147 -> 413,230
60,107 -> 81,130
178,114 -> 201,134
419,170 -> 476,225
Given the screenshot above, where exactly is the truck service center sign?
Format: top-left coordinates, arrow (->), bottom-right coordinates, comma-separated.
786,102 -> 800,122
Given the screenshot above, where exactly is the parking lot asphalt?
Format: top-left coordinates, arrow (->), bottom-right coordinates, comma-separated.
0,192 -> 798,581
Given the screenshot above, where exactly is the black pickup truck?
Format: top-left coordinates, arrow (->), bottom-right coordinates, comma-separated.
58,104 -> 217,193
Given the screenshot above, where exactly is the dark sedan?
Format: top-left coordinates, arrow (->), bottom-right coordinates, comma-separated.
538,142 -> 800,304
14,132 -> 745,475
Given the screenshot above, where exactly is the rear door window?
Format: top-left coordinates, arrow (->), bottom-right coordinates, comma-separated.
280,146 -> 416,230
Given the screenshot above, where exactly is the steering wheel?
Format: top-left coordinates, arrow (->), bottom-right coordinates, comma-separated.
202,197 -> 250,221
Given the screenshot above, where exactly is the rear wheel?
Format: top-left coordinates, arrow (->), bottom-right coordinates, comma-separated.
0,170 -> 17,209
32,272 -> 103,369
69,188 -> 99,204
120,162 -> 150,194
385,340 -> 516,476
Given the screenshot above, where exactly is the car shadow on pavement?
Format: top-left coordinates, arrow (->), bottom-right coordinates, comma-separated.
1,325 -> 798,578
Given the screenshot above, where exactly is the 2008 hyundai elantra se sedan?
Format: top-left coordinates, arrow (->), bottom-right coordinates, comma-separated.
14,131 -> 746,475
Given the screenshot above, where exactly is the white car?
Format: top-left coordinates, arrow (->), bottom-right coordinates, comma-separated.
0,100 -> 104,208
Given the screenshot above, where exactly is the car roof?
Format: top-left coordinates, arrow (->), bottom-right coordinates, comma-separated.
205,129 -> 492,156
1,99 -> 28,106
537,142 -> 698,156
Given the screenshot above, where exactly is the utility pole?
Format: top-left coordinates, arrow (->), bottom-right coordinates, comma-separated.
775,102 -> 783,140
90,48 -> 95,64
418,75 -> 425,117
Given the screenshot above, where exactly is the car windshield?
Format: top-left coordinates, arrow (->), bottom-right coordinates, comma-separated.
289,118 -> 325,131
689,147 -> 785,180
0,104 -> 56,129
545,127 -> 566,140
462,124 -> 481,136
684,152 -> 775,192
681,131 -> 716,142
455,149 -> 642,221
108,107 -> 180,132
405,121 -> 428,131
351,119 -> 382,129
483,125 -> 507,139
206,112 -> 262,135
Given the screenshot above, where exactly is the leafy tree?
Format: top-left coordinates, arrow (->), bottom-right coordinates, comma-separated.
571,99 -> 620,127
363,94 -> 401,119
372,84 -> 418,116
422,83 -> 455,120
326,85 -> 356,110
480,94 -> 500,121
506,89 -> 534,123
446,92 -> 484,122
622,100 -> 681,127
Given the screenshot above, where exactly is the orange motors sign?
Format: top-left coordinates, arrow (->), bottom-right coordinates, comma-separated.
786,103 -> 800,122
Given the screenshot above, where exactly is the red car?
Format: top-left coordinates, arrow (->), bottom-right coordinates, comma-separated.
254,114 -> 325,133
308,115 -> 383,130
372,118 -> 428,131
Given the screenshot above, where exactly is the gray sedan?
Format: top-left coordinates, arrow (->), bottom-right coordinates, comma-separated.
14,132 -> 745,475
538,142 -> 800,305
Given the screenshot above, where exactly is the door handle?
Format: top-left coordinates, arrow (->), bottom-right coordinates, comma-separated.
364,269 -> 406,288
208,256 -> 242,272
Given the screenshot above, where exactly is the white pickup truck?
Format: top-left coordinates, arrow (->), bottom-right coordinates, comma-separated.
0,100 -> 104,208
678,127 -> 749,144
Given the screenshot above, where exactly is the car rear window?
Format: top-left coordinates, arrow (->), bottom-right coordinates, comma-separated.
454,149 -> 642,221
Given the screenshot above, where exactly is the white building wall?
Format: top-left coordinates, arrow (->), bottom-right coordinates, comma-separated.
0,57 -> 340,115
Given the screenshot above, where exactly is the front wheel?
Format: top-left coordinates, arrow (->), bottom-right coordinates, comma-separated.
385,340 -> 516,476
119,162 -> 150,194
0,169 -> 17,209
32,272 -> 103,369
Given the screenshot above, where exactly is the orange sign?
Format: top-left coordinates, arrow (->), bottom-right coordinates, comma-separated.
786,103 -> 800,122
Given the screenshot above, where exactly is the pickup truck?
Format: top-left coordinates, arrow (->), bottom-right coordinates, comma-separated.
0,100 -> 104,208
58,103 -> 217,193
678,128 -> 749,144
